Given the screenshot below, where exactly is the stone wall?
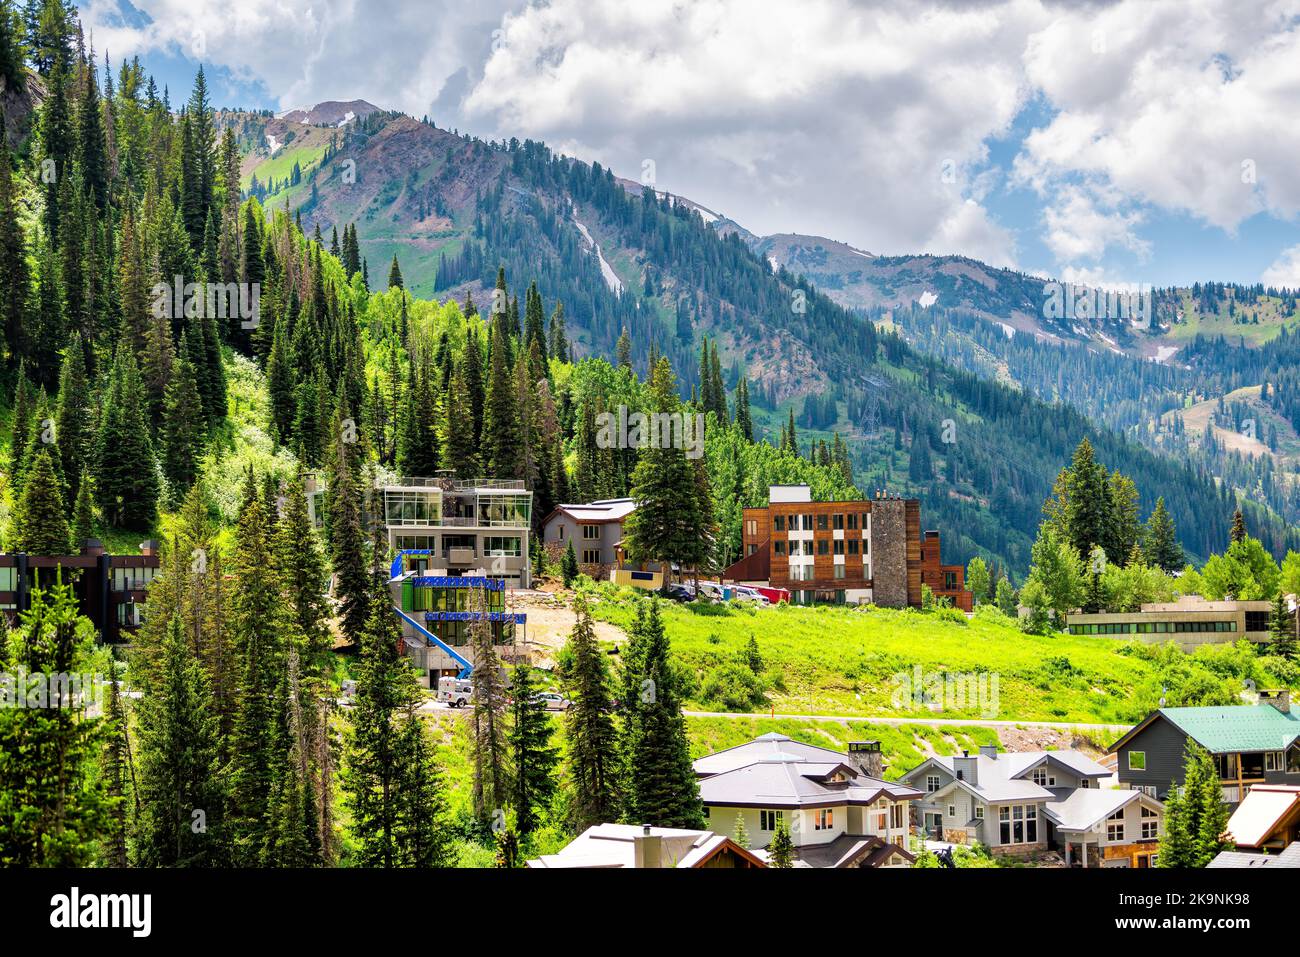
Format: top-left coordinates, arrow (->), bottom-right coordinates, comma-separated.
869,498 -> 909,608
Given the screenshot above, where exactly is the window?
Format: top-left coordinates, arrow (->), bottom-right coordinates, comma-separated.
1246,611 -> 1270,632
1080,779 -> 1092,789
947,805 -> 956,818
833,565 -> 846,580
1266,751 -> 1285,772
803,514 -> 814,531
815,808 -> 833,830
1031,768 -> 1055,787
833,514 -> 844,530
1289,745 -> 1300,774
817,515 -> 828,531
582,550 -> 600,565
999,805 -> 1038,844
974,805 -> 984,820
745,519 -> 757,538
384,489 -> 441,526
760,810 -> 782,831
944,571 -> 958,590
774,541 -> 785,555
1128,751 -> 1146,771
847,514 -> 858,530
774,515 -> 785,532
890,803 -> 904,829
926,775 -> 941,792
582,524 -> 600,540
833,540 -> 844,555
817,540 -> 829,556
484,536 -> 522,557
1107,809 -> 1125,842
0,567 -> 15,591
848,540 -> 859,555
1140,805 -> 1159,840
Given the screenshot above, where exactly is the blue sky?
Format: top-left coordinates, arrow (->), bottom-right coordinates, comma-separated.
78,0 -> 1300,289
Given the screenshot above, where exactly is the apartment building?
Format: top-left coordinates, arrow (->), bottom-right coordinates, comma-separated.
723,486 -> 972,609
307,471 -> 533,589
0,540 -> 162,642
389,549 -> 528,681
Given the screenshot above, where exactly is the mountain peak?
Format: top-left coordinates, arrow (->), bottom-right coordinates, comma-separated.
276,99 -> 382,127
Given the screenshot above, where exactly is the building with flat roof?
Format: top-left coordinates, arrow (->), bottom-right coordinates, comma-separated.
0,540 -> 161,642
1066,596 -> 1278,652
722,486 -> 972,609
308,471 -> 533,589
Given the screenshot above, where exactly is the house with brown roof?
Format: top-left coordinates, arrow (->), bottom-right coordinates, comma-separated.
693,732 -> 921,868
1223,784 -> 1300,852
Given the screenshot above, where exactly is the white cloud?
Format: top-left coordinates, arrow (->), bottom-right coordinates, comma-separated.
1262,245 -> 1300,291
460,0 -> 1038,260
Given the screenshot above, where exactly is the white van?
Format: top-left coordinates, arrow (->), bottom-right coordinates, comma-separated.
437,677 -> 473,708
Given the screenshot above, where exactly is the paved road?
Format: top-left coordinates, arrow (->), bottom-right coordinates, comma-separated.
683,710 -> 1130,732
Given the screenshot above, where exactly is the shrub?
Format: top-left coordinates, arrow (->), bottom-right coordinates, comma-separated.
698,661 -> 768,712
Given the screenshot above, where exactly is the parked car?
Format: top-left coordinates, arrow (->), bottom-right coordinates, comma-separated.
665,583 -> 694,603
532,691 -> 572,711
437,677 -> 473,708
695,581 -> 726,603
732,585 -> 771,606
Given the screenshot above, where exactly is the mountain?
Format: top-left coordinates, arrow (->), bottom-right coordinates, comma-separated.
229,102 -> 1300,573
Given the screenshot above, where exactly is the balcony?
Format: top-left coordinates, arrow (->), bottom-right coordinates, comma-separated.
388,476 -> 526,491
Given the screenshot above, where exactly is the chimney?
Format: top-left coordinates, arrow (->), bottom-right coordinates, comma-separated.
952,754 -> 978,786
633,824 -> 663,868
847,740 -> 884,779
1260,689 -> 1291,715
80,538 -> 105,557
139,539 -> 160,558
979,745 -> 999,760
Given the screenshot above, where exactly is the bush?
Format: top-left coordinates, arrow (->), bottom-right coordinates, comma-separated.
698,661 -> 768,712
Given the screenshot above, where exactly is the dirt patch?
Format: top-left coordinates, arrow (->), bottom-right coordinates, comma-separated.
512,590 -> 628,665
995,726 -> 1109,757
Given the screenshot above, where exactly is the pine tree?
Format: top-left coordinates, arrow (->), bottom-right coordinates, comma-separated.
161,354 -> 205,494
508,661 -> 558,834
54,336 -> 90,506
102,654 -> 131,867
732,812 -> 750,849
622,598 -> 704,828
329,434 -> 369,645
482,321 -> 522,478
1142,497 -> 1184,573
1230,506 -> 1247,546
10,447 -> 71,553
0,579 -> 113,865
1269,593 -> 1296,660
387,254 -> 403,290
275,471 -> 331,657
469,589 -> 509,826
133,616 -> 228,866
561,538 -> 579,586
564,595 -> 619,831
0,119 -> 30,367
769,816 -> 794,867
93,348 -> 159,529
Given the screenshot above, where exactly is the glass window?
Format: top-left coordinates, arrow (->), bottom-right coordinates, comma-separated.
582,524 -> 600,540
773,515 -> 785,532
774,541 -> 785,555
1128,751 -> 1146,771
833,514 -> 844,530
817,515 -> 828,531
484,536 -> 522,557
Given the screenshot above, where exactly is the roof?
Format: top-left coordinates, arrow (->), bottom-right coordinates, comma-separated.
790,834 -> 915,869
905,750 -> 1109,804
1207,844 -> 1300,869
1224,785 -> 1300,849
694,733 -> 921,809
1112,704 -> 1300,754
525,823 -> 765,869
544,499 -> 637,525
1044,788 -> 1157,833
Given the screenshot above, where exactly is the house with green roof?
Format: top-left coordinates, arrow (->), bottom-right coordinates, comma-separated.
1109,690 -> 1300,805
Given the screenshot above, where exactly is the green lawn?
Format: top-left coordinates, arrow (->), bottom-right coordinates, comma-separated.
582,583 -> 1295,724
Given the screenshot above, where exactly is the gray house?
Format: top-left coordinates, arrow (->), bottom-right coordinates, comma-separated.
899,746 -> 1112,857
541,499 -> 636,573
1109,690 -> 1300,804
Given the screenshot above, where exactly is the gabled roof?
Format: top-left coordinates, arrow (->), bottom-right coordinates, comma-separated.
694,733 -> 920,809
1207,844 -> 1300,869
788,834 -> 916,869
543,499 -> 637,525
1044,788 -> 1160,833
1110,704 -> 1300,755
903,750 -> 1108,804
525,823 -> 765,869
1224,785 -> 1300,849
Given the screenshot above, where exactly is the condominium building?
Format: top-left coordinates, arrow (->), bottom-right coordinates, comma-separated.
307,471 -> 533,589
0,540 -> 162,642
388,549 -> 528,681
722,486 -> 972,609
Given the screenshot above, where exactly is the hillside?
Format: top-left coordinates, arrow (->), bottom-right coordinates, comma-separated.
224,103 -> 1300,575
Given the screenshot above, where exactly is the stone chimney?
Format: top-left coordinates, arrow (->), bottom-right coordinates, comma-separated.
1260,689 -> 1291,715
979,745 -> 999,760
952,753 -> 978,786
847,740 -> 884,778
633,824 -> 663,868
